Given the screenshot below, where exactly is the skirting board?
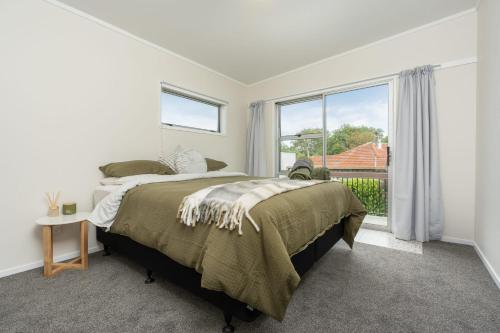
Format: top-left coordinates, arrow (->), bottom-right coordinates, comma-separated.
441,236 -> 475,246
0,245 -> 102,279
474,243 -> 500,290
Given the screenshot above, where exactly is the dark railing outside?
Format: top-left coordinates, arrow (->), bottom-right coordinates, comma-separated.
331,171 -> 388,217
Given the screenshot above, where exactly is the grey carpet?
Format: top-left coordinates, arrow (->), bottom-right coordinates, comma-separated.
1,241 -> 499,333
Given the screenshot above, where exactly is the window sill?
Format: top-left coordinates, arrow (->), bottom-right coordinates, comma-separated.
160,124 -> 226,137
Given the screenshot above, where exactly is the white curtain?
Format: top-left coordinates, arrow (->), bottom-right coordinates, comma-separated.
392,65 -> 443,242
246,101 -> 266,176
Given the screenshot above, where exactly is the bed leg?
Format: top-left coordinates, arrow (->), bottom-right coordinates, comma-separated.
145,269 -> 155,284
102,245 -> 111,256
222,311 -> 235,332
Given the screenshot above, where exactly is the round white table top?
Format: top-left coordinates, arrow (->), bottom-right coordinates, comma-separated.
36,212 -> 91,226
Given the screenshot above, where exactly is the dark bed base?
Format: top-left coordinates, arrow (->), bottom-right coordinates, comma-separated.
96,219 -> 345,331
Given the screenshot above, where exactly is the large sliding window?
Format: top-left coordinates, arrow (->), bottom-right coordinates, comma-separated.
278,83 -> 390,173
277,82 -> 392,227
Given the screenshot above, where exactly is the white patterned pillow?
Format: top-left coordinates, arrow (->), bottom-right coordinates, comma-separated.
175,149 -> 207,174
159,145 -> 184,172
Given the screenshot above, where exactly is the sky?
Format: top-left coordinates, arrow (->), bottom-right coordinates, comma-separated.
280,84 -> 389,136
161,92 -> 219,131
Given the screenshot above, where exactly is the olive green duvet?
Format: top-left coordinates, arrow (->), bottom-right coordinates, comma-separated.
109,176 -> 366,320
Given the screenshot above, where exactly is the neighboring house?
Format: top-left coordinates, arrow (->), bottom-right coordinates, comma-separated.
310,142 -> 388,172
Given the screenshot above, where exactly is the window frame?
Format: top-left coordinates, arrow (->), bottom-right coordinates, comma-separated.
160,87 -> 223,134
275,79 -> 394,176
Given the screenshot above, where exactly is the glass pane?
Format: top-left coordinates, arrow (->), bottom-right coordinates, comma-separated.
161,92 -> 219,132
325,84 -> 389,170
280,98 -> 323,136
325,84 -> 389,222
280,138 -> 323,172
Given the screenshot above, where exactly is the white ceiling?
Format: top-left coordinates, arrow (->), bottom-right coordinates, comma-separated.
58,0 -> 477,84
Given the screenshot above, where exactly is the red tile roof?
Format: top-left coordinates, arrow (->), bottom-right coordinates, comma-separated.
311,142 -> 387,170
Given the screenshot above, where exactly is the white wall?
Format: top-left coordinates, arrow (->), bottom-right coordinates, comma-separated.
0,1 -> 485,278
246,11 -> 477,243
475,0 -> 500,286
0,0 -> 247,276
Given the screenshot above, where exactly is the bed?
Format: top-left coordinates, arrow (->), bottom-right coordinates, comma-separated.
91,172 -> 366,332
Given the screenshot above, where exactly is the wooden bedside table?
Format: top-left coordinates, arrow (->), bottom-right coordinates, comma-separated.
36,212 -> 90,277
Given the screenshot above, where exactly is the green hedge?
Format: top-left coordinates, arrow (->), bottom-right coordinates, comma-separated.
339,178 -> 388,216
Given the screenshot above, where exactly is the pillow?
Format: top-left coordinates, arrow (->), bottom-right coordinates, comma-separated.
99,160 -> 175,177
176,149 -> 207,174
205,158 -> 227,171
159,145 -> 184,172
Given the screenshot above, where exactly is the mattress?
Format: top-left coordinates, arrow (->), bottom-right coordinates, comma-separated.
93,185 -> 119,207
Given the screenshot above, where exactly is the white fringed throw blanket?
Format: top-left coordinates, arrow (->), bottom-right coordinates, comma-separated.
177,178 -> 325,235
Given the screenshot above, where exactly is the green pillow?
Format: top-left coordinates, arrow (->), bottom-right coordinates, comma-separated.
205,158 -> 227,171
99,160 -> 175,177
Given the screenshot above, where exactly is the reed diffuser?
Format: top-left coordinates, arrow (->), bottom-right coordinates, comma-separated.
46,191 -> 60,217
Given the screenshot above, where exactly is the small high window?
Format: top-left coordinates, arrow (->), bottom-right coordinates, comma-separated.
161,89 -> 221,133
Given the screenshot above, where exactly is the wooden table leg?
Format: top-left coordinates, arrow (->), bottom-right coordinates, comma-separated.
80,220 -> 88,269
42,225 -> 53,277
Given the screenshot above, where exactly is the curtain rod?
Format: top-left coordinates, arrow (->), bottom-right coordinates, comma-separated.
263,57 -> 477,103
160,81 -> 229,105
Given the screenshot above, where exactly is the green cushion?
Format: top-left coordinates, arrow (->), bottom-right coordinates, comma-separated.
205,158 -> 227,171
311,167 -> 331,180
289,167 -> 312,180
99,160 -> 175,177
